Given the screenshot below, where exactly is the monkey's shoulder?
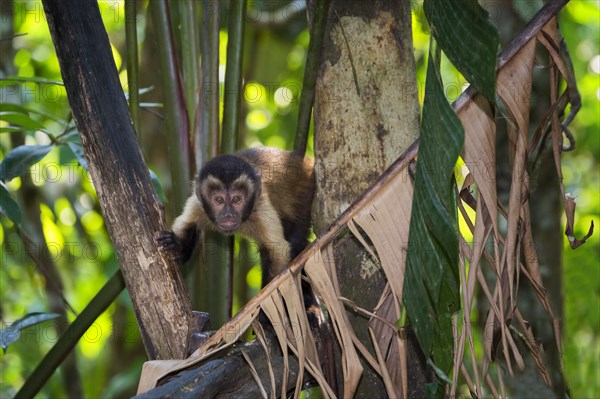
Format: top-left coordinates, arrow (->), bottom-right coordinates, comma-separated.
235,148 -> 314,224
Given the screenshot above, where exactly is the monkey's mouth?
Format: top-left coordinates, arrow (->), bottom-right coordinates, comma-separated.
218,220 -> 240,232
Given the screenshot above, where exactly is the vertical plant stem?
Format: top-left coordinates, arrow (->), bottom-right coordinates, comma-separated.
125,0 -> 140,135
149,0 -> 191,211
221,0 -> 247,154
197,0 -> 221,165
294,0 -> 330,155
227,235 -> 235,319
15,271 -> 126,399
179,0 -> 200,130
221,0 -> 247,320
197,0 -> 228,327
177,0 -> 203,314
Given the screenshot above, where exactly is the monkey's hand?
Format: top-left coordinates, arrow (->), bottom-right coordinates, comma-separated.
156,230 -> 185,264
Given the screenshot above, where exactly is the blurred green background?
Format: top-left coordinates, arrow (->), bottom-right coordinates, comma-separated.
1,1 -> 598,398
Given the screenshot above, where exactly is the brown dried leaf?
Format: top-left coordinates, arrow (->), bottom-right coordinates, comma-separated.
348,168 -> 414,398
538,18 -> 594,249
304,252 -> 363,397
485,37 -> 536,376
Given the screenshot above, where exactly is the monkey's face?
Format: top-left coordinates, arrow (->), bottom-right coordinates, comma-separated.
208,187 -> 247,233
198,174 -> 257,234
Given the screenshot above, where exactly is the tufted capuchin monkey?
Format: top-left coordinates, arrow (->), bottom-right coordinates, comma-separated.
156,147 -> 316,309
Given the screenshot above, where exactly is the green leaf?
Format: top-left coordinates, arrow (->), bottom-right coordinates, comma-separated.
0,102 -> 66,124
1,313 -> 62,353
66,141 -> 88,170
512,0 -> 544,22
123,85 -> 155,100
0,144 -> 53,182
424,0 -> 499,102
139,102 -> 163,108
0,181 -> 22,225
0,103 -> 31,114
0,76 -> 64,86
425,382 -> 443,399
0,111 -> 47,131
0,126 -> 25,134
149,169 -> 166,204
403,42 -> 462,375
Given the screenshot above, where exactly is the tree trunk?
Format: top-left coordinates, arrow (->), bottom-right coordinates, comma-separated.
42,0 -> 192,360
312,1 -> 421,396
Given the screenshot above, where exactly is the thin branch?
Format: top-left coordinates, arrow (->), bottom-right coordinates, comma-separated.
125,0 -> 140,135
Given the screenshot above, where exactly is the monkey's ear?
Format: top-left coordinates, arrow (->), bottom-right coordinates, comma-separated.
253,171 -> 262,197
253,166 -> 262,180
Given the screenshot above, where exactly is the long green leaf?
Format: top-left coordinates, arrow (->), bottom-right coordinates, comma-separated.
149,169 -> 166,204
0,126 -> 24,134
403,41 -> 462,378
0,76 -> 64,86
424,0 -> 499,102
0,112 -> 46,131
66,141 -> 88,170
0,313 -> 61,352
0,102 -> 66,124
0,181 -> 22,224
0,144 -> 53,182
0,103 -> 30,114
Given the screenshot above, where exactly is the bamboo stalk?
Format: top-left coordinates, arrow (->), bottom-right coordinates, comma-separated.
222,0 -> 247,155
149,0 -> 191,210
15,271 -> 126,399
179,0 -> 200,130
198,0 -> 220,164
293,0 -> 330,155
198,0 -> 229,327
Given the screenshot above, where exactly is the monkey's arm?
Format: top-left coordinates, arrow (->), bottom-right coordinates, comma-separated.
157,195 -> 207,264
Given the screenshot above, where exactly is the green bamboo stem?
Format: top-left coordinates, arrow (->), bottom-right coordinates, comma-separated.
149,0 -> 190,211
221,0 -> 247,320
197,0 -> 220,165
197,0 -> 228,327
221,0 -> 247,155
15,271 -> 126,399
294,0 -> 330,155
178,0 -> 200,129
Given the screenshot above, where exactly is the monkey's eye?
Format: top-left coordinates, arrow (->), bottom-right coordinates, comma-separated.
231,195 -> 242,204
215,196 -> 225,204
